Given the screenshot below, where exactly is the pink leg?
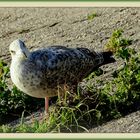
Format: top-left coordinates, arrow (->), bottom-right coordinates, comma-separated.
45,97 -> 49,114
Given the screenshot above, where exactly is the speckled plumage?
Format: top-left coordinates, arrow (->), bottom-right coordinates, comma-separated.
9,39 -> 115,99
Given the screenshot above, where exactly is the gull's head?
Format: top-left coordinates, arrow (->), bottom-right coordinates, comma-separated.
9,39 -> 30,60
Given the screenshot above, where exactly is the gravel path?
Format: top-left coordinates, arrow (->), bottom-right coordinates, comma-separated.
89,110 -> 140,133
0,7 -> 140,132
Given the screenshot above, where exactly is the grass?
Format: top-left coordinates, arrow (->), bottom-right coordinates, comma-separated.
0,29 -> 139,133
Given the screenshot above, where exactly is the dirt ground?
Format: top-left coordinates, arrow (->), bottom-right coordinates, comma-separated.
0,7 -> 140,132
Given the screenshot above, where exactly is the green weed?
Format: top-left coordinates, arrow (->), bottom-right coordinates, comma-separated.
105,29 -> 132,53
87,13 -> 97,20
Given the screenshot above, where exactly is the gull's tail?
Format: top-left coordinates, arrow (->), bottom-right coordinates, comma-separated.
101,51 -> 116,65
89,50 -> 116,71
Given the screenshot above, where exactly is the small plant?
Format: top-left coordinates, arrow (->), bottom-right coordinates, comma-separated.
87,13 -> 97,20
105,29 -> 132,53
0,60 -> 11,115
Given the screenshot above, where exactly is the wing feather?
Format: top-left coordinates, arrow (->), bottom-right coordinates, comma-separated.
28,46 -> 103,84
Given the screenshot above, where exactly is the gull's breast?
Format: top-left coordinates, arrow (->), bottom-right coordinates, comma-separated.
10,60 -> 58,98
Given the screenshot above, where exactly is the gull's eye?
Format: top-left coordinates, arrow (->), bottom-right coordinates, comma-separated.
10,50 -> 16,55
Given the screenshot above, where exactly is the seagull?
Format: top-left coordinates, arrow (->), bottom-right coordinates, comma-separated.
9,39 -> 115,114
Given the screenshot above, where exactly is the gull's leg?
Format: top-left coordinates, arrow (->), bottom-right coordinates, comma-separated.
45,97 -> 49,114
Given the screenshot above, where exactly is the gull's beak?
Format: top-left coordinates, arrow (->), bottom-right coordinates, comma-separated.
22,51 -> 27,58
16,50 -> 27,59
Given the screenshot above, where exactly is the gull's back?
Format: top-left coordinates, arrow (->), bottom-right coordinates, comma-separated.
28,46 -> 105,86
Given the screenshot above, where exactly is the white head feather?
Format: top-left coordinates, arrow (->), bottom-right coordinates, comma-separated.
9,39 -> 30,60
